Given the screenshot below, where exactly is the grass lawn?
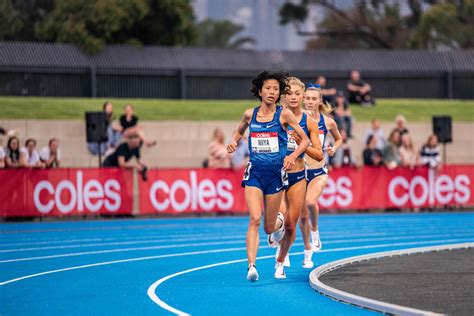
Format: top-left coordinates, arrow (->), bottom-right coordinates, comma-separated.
0,97 -> 472,122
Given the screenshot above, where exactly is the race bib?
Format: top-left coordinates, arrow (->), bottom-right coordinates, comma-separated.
251,132 -> 279,153
319,130 -> 326,148
287,131 -> 297,151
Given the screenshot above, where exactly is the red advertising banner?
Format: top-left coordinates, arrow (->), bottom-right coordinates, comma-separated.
0,168 -> 134,217
139,168 -> 246,214
140,165 -> 473,214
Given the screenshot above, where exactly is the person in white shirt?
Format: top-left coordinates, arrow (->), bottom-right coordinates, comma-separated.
40,138 -> 61,168
0,145 -> 5,169
21,139 -> 45,168
363,118 -> 386,151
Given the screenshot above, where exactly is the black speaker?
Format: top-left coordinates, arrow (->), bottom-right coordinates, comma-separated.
85,112 -> 108,142
432,115 -> 452,143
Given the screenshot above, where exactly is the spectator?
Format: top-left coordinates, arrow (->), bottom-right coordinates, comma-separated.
119,104 -> 156,147
103,134 -> 148,181
347,70 -> 375,106
332,91 -> 353,138
104,102 -> 122,149
420,134 -> 441,169
40,138 -> 61,168
316,76 -> 337,104
331,129 -> 355,168
231,136 -> 250,170
208,128 -> 231,169
383,130 -> 401,170
363,135 -> 384,167
5,136 -> 26,168
393,114 -> 409,136
399,133 -> 419,169
363,118 -> 387,151
20,139 -> 45,169
0,143 -> 5,169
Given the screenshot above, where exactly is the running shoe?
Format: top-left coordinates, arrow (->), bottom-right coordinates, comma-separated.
302,249 -> 314,269
311,230 -> 322,252
274,262 -> 286,279
267,233 -> 278,248
275,245 -> 291,267
273,212 -> 286,243
247,264 -> 259,282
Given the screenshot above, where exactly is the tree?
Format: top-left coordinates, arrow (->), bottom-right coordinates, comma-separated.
411,1 -> 474,49
195,19 -> 255,48
278,0 -> 474,50
0,0 -> 54,41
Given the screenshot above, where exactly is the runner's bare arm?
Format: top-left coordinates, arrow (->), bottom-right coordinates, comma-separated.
326,117 -> 342,157
227,108 -> 252,153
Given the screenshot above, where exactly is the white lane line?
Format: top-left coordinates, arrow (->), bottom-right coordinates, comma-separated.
2,232 -> 474,264
3,227 -> 473,253
309,243 -> 474,316
146,238 -> 473,315
2,238 -> 470,287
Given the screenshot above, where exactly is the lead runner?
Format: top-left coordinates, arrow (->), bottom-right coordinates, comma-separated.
227,70 -> 310,282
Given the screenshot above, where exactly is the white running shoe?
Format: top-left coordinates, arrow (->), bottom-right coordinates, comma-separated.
274,262 -> 286,279
302,249 -> 314,269
311,230 -> 322,252
247,264 -> 259,282
275,245 -> 291,267
267,233 -> 278,248
273,212 -> 286,243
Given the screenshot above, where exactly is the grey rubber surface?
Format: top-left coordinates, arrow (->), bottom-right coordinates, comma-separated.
319,248 -> 474,315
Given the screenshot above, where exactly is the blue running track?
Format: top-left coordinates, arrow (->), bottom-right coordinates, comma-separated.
1,212 -> 473,315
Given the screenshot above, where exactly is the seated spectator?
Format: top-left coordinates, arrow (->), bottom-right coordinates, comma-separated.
363,118 -> 386,151
332,91 -> 353,138
331,129 -> 355,168
103,134 -> 148,181
363,135 -> 384,167
420,134 -> 441,169
383,130 -> 401,170
316,76 -> 337,104
0,143 -> 5,169
393,114 -> 409,136
231,136 -> 250,170
20,139 -> 45,169
40,138 -> 61,168
347,70 -> 375,106
208,128 -> 231,169
119,104 -> 156,147
399,133 -> 419,169
5,136 -> 26,168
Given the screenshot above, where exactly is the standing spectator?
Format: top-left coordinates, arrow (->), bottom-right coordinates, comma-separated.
363,118 -> 386,151
119,104 -> 156,147
363,135 -> 384,166
316,76 -> 337,104
393,114 -> 409,136
332,91 -> 353,138
208,128 -> 231,169
104,101 -> 122,149
347,70 -> 375,106
399,133 -> 419,169
5,136 -> 26,168
20,139 -> 45,169
40,138 -> 61,168
383,130 -> 401,170
231,136 -> 250,170
103,134 -> 148,181
420,134 -> 441,169
331,129 -> 355,168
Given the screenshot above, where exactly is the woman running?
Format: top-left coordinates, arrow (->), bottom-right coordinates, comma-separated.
272,77 -> 324,279
299,84 -> 342,268
227,71 -> 310,282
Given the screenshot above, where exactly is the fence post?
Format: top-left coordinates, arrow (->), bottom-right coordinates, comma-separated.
179,69 -> 186,99
90,66 -> 97,98
446,71 -> 453,99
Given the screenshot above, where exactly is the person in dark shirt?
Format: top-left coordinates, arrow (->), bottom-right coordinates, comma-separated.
332,91 -> 353,138
103,134 -> 148,180
119,104 -> 156,147
347,70 -> 375,106
363,135 -> 384,166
